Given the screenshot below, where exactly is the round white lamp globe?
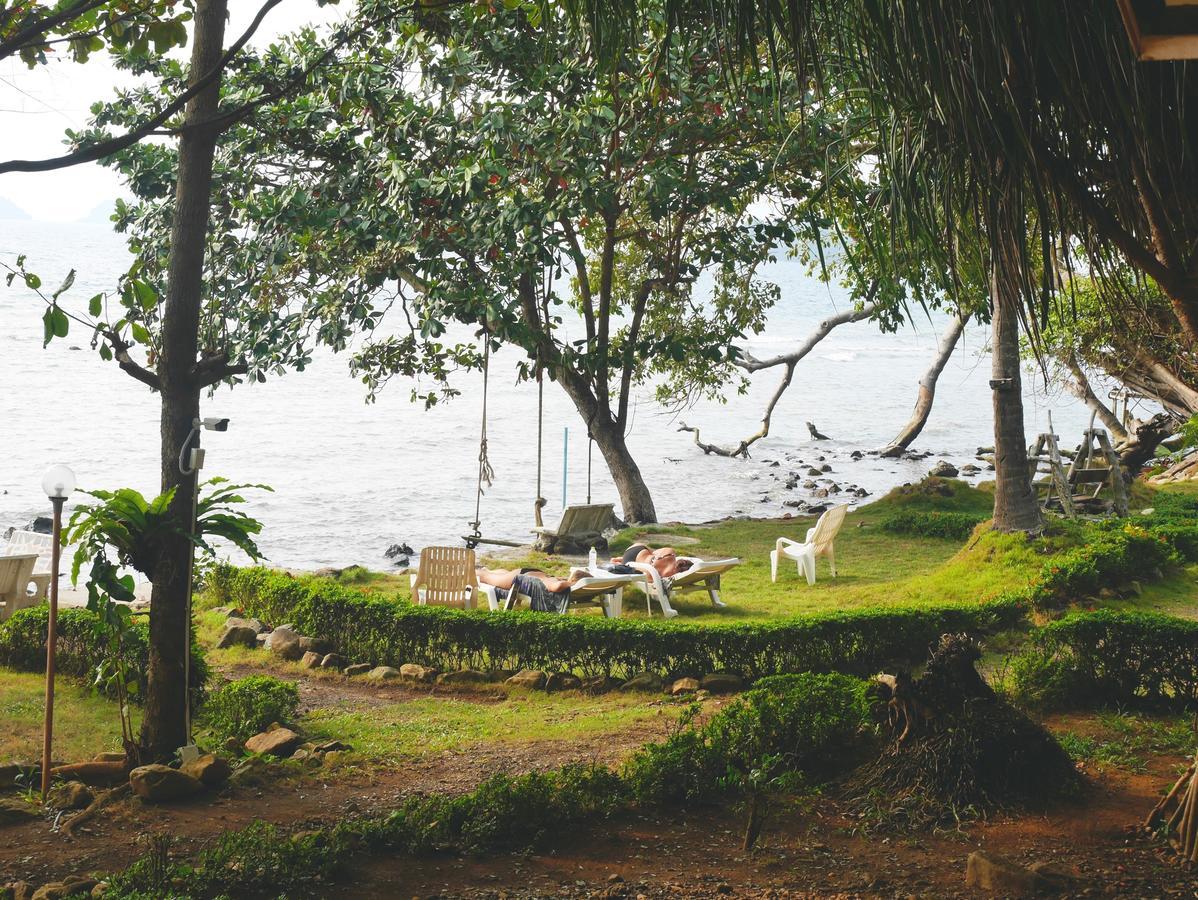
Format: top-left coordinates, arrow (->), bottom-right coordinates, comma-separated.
41,464 -> 77,500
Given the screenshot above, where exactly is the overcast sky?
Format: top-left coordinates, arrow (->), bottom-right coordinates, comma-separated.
0,1 -> 353,222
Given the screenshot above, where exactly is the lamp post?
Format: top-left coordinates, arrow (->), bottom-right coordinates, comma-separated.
40,463 -> 75,799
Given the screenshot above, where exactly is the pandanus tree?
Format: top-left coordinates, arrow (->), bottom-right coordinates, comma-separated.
102,2 -> 821,523
574,0 -> 1198,532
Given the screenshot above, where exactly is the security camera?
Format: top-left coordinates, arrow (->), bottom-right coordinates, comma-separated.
194,417 -> 230,432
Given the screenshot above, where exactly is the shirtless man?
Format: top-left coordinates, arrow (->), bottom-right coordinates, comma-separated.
611,544 -> 693,578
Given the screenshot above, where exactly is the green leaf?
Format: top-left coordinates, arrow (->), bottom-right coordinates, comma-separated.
132,280 -> 158,312
130,322 -> 151,345
88,294 -> 103,317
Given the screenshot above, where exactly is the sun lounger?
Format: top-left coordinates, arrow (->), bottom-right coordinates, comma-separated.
0,554 -> 39,621
481,567 -> 647,618
628,557 -> 741,617
2,530 -> 56,601
770,503 -> 849,585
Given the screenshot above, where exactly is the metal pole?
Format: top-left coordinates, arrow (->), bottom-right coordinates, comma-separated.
41,496 -> 65,799
562,427 -> 569,509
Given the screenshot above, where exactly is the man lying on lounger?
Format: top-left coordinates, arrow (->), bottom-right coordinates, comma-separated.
612,544 -> 694,578
476,566 -> 588,613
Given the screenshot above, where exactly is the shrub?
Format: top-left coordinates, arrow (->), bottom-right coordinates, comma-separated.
1028,524 -> 1179,610
204,675 -> 300,743
1010,610 -> 1198,711
879,510 -> 989,541
625,672 -> 871,805
209,566 -> 1025,680
0,605 -> 208,705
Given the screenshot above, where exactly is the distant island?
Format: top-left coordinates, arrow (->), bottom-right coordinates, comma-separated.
0,196 -> 32,220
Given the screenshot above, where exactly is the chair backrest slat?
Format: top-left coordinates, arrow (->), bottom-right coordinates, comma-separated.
412,546 -> 476,608
811,505 -> 849,551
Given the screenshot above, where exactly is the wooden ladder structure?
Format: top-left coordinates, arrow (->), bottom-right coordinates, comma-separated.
1028,413 -> 1128,519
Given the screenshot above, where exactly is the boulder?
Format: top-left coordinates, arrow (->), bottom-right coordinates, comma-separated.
300,651 -> 323,669
30,877 -> 97,900
0,797 -> 40,825
5,882 -> 32,900
92,752 -> 126,763
365,666 -> 401,682
806,467 -> 822,477
620,672 -> 664,693
180,753 -> 231,788
343,663 -> 373,677
229,756 -> 270,787
322,751 -> 344,768
928,460 -> 959,478
216,625 -> 259,650
671,677 -> 700,696
0,763 -> 28,789
850,450 -> 864,460
580,676 -> 622,695
264,626 -> 302,661
435,669 -> 490,686
385,542 -> 414,560
46,782 -> 93,811
505,669 -> 547,690
320,654 -> 348,670
128,765 -> 202,803
244,727 -> 302,758
297,636 -> 329,656
964,851 -> 1045,896
700,673 -> 744,694
224,617 -> 267,634
544,672 -> 582,692
959,463 -> 981,475
819,464 -> 832,473
399,663 -> 438,683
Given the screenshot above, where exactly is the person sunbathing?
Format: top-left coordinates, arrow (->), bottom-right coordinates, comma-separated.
611,544 -> 694,578
476,566 -> 588,613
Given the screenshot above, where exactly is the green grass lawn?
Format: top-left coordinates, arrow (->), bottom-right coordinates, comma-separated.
300,691 -> 677,764
0,668 -> 131,763
277,477 -> 1198,623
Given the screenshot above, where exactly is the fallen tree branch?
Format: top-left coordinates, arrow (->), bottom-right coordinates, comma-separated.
678,301 -> 879,458
879,313 -> 966,457
1061,350 -> 1128,442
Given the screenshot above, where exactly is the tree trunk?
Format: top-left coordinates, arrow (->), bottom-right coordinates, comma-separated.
140,0 -> 227,761
589,417 -> 658,524
880,313 -> 965,457
1061,351 -> 1128,441
989,266 -> 1042,533
1159,277 -> 1198,346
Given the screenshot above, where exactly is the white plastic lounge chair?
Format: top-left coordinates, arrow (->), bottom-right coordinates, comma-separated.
0,554 -> 38,622
409,546 -> 479,610
770,504 -> 849,585
628,557 -> 742,618
2,531 -> 56,601
482,567 -> 647,619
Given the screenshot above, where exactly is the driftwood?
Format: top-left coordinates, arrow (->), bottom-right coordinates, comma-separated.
853,634 -> 1079,827
806,421 -> 830,440
1151,449 -> 1198,484
678,300 -> 879,458
1145,755 -> 1198,867
880,313 -> 966,457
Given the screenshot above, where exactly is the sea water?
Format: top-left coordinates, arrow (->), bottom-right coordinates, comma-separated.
0,219 -> 1101,569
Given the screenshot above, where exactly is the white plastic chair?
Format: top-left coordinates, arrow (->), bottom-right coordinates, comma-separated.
0,554 -> 39,621
770,504 -> 849,585
2,531 -> 55,600
409,546 -> 478,610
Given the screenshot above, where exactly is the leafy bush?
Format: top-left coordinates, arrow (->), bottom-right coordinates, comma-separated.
0,605 -> 208,705
1028,524 -> 1180,610
625,672 -> 871,805
879,510 -> 989,541
1010,610 -> 1198,711
204,675 -> 300,743
210,565 -> 1025,680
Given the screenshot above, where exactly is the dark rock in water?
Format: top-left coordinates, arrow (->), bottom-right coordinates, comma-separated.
802,479 -> 818,489
806,467 -> 822,477
850,450 -> 864,460
820,464 -> 832,473
783,500 -> 804,509
768,461 -> 780,468
806,503 -> 829,514
784,477 -> 799,490
813,488 -> 829,498
28,517 -> 52,534
928,460 -> 959,477
384,542 -> 415,559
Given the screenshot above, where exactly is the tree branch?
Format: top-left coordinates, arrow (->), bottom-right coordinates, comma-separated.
0,0 -> 286,174
105,330 -> 161,391
678,359 -> 796,458
0,0 -> 111,62
733,300 -> 879,372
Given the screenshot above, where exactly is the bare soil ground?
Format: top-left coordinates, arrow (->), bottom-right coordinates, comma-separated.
2,669 -> 1194,898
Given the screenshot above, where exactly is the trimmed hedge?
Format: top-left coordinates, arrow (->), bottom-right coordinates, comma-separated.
879,510 -> 989,541
210,565 -> 1024,680
1010,609 -> 1198,711
0,605 -> 209,705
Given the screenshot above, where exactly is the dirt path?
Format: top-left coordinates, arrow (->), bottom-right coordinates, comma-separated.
342,763 -> 1196,898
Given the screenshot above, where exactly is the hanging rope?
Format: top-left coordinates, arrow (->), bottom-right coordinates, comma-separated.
534,373 -> 546,527
466,337 -> 495,548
